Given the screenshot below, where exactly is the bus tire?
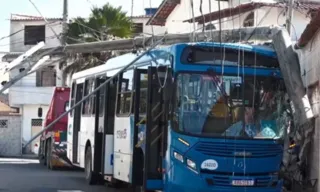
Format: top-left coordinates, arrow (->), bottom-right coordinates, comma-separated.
39,141 -> 46,165
85,146 -> 97,185
46,139 -> 55,170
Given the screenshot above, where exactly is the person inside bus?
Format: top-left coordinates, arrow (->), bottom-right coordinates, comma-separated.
223,81 -> 278,138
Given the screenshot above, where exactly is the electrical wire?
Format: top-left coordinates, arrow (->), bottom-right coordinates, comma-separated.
28,0 -> 62,44
246,6 -> 273,42
0,21 -> 61,44
149,0 -> 155,44
0,35 -> 57,47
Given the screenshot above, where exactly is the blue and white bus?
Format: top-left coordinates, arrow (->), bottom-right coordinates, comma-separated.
67,42 -> 290,192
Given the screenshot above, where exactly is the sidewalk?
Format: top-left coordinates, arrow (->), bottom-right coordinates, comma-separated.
0,154 -> 38,160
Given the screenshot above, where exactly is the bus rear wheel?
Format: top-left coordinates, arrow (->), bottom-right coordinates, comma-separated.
38,141 -> 46,165
46,140 -> 55,170
85,146 -> 98,185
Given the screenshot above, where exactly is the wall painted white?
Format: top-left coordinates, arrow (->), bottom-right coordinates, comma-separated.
294,28 -> 320,192
8,55 -> 62,106
21,105 -> 49,144
8,19 -> 62,147
10,19 -> 62,52
159,0 -> 310,41
164,0 -> 229,34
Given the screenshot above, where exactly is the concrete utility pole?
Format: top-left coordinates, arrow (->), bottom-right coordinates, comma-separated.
22,37 -> 165,150
285,0 -> 294,35
272,29 -> 314,169
61,0 -> 68,86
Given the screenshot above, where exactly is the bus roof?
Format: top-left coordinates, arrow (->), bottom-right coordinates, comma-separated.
72,42 -> 277,80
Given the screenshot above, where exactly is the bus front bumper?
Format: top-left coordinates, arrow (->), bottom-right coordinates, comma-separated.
164,163 -> 283,192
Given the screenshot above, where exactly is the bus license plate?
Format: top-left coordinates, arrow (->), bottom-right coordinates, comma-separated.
232,180 -> 255,186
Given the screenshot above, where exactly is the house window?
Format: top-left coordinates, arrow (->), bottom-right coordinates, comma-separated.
132,23 -> 143,34
24,25 -> 46,45
31,119 -> 43,127
0,120 -> 8,128
205,23 -> 216,30
243,12 -> 254,27
36,67 -> 56,87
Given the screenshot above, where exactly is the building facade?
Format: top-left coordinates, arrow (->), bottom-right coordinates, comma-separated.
3,14 -> 63,153
0,99 -> 21,157
147,0 -> 320,41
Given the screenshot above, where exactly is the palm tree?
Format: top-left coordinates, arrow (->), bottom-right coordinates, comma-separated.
63,3 -> 133,84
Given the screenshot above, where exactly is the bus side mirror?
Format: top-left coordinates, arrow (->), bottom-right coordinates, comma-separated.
38,107 -> 43,118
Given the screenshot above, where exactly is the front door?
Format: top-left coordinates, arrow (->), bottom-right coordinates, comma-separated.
143,66 -> 172,191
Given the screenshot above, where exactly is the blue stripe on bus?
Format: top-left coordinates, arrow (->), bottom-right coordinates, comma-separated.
110,154 -> 113,166
174,64 -> 282,78
146,179 -> 163,190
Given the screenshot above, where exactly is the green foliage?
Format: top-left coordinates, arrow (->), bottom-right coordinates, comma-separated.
67,2 -> 133,44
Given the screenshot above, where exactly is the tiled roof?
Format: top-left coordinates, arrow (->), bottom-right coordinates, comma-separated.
296,9 -> 320,48
10,14 -> 62,21
146,0 -> 181,26
183,1 -> 320,24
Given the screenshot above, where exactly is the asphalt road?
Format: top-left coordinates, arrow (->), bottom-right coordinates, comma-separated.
0,157 -> 130,192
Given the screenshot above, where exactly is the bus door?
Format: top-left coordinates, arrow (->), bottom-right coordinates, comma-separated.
94,76 -> 117,176
143,66 -> 172,191
132,68 -> 148,186
73,82 -> 84,164
93,75 -> 106,175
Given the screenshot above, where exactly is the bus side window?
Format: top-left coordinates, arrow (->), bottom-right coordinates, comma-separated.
82,78 -> 94,115
90,78 -> 96,115
70,82 -> 76,116
98,76 -> 106,116
139,73 -> 148,114
116,70 -> 134,116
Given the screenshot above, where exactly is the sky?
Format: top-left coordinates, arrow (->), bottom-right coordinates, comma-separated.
0,0 -> 163,52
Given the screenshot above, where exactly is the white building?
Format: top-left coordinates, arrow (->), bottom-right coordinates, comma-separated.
2,14 -> 63,153
147,0 -> 320,40
131,8 -> 167,36
146,0 -> 229,33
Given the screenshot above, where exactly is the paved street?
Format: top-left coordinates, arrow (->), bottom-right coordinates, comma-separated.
0,158 -> 129,192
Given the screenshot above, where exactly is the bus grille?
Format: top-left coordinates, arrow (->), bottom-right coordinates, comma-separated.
194,141 -> 282,158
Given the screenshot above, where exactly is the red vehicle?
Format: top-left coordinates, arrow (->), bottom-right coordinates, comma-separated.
38,87 -> 72,169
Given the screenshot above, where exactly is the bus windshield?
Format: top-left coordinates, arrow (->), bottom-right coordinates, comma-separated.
172,72 -> 290,140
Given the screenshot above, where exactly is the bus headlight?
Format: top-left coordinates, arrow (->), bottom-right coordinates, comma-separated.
187,159 -> 196,170
174,151 -> 184,163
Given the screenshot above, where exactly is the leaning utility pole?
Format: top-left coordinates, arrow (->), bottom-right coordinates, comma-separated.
285,0 -> 294,35
61,0 -> 68,86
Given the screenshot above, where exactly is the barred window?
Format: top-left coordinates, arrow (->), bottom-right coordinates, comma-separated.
0,120 -> 8,128
31,119 -> 43,127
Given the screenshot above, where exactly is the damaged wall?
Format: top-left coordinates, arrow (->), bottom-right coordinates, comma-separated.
294,23 -> 320,191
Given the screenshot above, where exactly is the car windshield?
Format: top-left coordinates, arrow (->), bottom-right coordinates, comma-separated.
172,72 -> 291,140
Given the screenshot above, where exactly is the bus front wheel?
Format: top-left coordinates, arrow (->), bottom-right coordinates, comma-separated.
85,146 -> 98,185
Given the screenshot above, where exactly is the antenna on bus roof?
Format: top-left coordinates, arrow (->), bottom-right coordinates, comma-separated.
22,36 -> 166,150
